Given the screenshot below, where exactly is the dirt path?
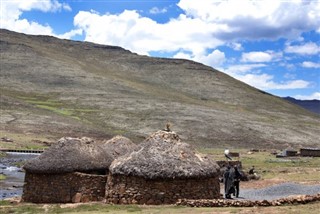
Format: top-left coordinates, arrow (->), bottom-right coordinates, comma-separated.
220,179 -> 320,201
239,182 -> 320,201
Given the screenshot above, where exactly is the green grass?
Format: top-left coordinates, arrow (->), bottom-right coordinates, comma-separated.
0,152 -> 6,158
198,148 -> 320,183
1,202 -> 320,214
0,174 -> 6,180
0,131 -> 50,150
17,94 -> 99,122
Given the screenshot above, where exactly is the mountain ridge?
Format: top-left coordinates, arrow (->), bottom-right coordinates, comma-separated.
283,97 -> 320,115
1,29 -> 319,149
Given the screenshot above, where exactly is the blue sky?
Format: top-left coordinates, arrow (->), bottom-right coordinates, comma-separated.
1,0 -> 319,100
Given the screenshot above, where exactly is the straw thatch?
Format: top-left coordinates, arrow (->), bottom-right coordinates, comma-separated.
23,137 -> 114,174
102,135 -> 137,158
110,130 -> 220,180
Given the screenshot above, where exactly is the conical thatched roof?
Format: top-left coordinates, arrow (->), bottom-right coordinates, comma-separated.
102,135 -> 137,158
23,137 -> 114,174
110,130 -> 220,180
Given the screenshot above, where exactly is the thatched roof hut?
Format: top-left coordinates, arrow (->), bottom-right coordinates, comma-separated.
23,137 -> 114,174
22,137 -> 113,203
106,131 -> 221,204
110,130 -> 219,180
102,135 -> 137,158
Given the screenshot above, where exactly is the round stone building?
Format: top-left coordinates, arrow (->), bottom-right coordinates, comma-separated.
22,137 -> 114,203
106,130 -> 221,205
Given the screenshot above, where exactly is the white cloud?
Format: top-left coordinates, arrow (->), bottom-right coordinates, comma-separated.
149,7 -> 167,14
284,73 -> 296,79
285,42 -> 320,55
223,64 -> 266,75
222,64 -> 310,90
178,0 -> 320,41
241,51 -> 283,63
1,0 -> 71,35
74,10 -> 224,55
233,73 -> 310,90
71,0 -> 320,58
241,51 -> 273,63
174,49 -> 226,67
57,29 -> 83,39
294,92 -> 320,100
302,61 -> 320,68
227,42 -> 242,51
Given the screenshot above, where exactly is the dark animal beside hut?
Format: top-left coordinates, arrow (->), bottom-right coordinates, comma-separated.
22,137 -> 114,203
106,130 -> 221,205
102,135 -> 137,158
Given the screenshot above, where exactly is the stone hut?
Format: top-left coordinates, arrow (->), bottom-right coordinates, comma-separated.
106,130 -> 221,205
22,137 -> 114,203
300,147 -> 320,157
102,135 -> 137,158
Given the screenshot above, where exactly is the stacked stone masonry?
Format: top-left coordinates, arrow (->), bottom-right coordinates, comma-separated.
176,193 -> 320,207
106,174 -> 221,205
22,172 -> 107,203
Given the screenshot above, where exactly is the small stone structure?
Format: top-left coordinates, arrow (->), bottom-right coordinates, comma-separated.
276,148 -> 298,158
285,149 -> 298,156
22,137 -> 114,203
106,130 -> 221,205
177,193 -> 320,207
300,147 -> 320,157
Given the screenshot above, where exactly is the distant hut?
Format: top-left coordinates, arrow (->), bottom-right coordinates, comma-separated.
300,147 -> 320,157
284,148 -> 298,157
106,130 -> 221,205
102,135 -> 137,158
22,137 -> 114,203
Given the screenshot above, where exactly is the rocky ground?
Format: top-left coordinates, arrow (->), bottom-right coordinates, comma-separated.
0,153 -> 39,200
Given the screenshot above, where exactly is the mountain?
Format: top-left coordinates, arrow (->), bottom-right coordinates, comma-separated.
1,29 -> 319,149
283,97 -> 320,115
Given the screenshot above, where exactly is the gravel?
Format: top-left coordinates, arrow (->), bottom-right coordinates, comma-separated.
239,182 -> 320,201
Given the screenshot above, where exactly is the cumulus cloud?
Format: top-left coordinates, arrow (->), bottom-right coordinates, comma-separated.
223,64 -> 266,75
149,7 -> 167,14
294,92 -> 320,100
58,29 -> 83,39
71,0 -> 320,57
178,0 -> 320,41
74,10 -> 223,55
231,73 -> 309,90
1,0 -> 71,35
285,42 -> 320,55
302,61 -> 320,68
222,64 -> 310,90
227,42 -> 243,51
174,49 -> 226,67
241,51 -> 283,63
241,52 -> 273,63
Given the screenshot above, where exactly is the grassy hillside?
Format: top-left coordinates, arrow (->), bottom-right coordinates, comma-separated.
0,29 -> 319,149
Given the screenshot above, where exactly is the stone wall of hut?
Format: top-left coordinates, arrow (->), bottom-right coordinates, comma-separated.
300,148 -> 320,157
106,174 -> 221,205
22,172 -> 107,203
